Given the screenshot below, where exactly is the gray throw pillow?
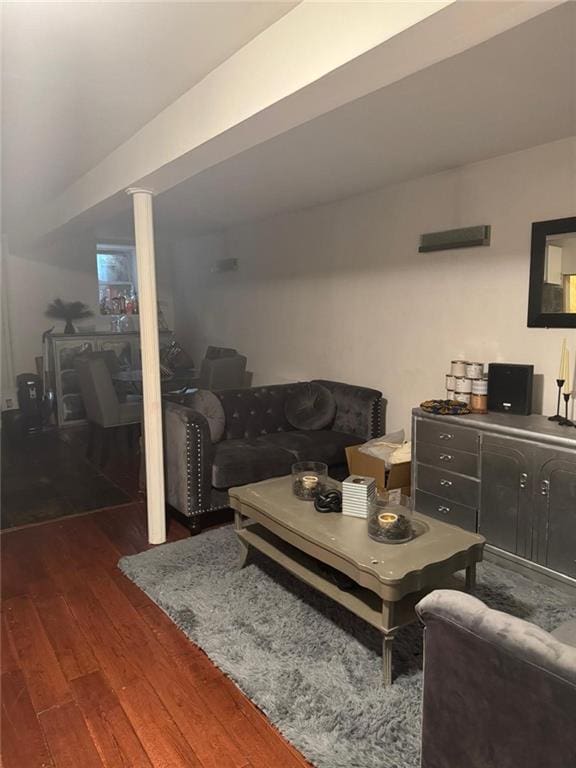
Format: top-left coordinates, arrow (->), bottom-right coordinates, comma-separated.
188,389 -> 225,443
285,383 -> 336,431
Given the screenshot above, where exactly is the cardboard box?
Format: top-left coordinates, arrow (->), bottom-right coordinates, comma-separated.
345,444 -> 411,495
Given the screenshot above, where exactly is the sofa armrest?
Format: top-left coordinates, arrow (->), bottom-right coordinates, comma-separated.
163,401 -> 215,518
416,590 -> 576,683
312,380 -> 385,440
416,590 -> 576,768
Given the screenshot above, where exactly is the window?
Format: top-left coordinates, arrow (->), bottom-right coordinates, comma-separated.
97,244 -> 139,315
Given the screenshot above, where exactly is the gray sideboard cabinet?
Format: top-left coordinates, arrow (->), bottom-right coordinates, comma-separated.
411,408 -> 576,585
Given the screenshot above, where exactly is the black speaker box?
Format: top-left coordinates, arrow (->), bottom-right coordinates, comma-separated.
487,363 -> 534,415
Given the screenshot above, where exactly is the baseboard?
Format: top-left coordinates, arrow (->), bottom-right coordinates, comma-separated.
485,545 -> 576,596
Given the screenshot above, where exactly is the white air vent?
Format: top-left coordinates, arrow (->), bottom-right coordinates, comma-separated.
419,226 -> 491,253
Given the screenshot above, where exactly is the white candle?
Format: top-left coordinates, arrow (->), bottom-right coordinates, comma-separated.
559,339 -> 567,380
562,349 -> 571,395
301,475 -> 319,490
378,512 -> 399,529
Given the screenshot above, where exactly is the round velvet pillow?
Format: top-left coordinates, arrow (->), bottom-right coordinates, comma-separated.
285,383 -> 336,431
187,389 -> 225,443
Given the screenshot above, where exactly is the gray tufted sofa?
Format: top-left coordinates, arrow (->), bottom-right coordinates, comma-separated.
163,380 -> 385,533
416,590 -> 576,768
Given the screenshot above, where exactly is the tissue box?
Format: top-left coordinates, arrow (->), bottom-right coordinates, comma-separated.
345,444 -> 411,495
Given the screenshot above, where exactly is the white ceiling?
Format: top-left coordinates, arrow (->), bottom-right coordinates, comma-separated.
150,2 -> 575,236
1,1 -> 296,229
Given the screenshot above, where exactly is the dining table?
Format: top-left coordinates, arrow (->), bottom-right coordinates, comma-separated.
112,369 -> 199,395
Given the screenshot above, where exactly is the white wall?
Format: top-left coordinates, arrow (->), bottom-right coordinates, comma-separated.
171,233 -> 224,364
2,233 -> 175,394
172,138 -> 576,432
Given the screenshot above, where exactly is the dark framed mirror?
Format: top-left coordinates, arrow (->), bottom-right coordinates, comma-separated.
528,216 -> 576,328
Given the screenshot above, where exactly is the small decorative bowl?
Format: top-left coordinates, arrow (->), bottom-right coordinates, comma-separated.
367,498 -> 413,543
292,461 -> 328,501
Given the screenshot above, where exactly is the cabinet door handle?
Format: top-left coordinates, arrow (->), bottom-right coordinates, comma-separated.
437,506 -> 450,515
439,433 -> 454,440
439,454 -> 453,462
519,473 -> 528,489
440,479 -> 453,487
540,480 -> 550,497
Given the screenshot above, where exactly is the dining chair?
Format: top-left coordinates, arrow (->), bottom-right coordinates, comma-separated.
75,355 -> 142,467
205,346 -> 237,360
197,354 -> 247,390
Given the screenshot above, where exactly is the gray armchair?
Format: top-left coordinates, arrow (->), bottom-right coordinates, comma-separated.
416,590 -> 576,768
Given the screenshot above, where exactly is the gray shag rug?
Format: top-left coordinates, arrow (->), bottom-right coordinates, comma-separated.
119,525 -> 576,768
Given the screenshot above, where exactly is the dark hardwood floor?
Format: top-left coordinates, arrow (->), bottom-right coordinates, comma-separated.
1,438 -> 311,766
1,421 -> 133,530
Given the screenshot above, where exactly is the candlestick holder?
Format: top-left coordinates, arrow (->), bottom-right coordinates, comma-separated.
559,392 -> 574,427
549,379 -> 565,422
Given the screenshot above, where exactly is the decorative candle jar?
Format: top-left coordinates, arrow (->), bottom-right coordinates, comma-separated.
292,461 -> 328,501
367,496 -> 413,543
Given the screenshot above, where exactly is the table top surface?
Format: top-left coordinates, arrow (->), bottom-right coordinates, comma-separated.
413,407 -> 576,448
50,330 -> 173,339
112,369 -> 197,382
229,476 -> 485,585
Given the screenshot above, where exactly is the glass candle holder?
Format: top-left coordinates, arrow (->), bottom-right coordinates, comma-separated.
292,461 -> 328,501
367,496 -> 413,543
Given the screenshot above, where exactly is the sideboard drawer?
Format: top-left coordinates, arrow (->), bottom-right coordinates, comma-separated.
416,419 -> 479,454
416,441 -> 478,478
416,464 -> 479,508
415,490 -> 477,532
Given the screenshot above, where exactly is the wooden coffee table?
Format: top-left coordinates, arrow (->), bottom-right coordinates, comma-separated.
229,476 -> 485,685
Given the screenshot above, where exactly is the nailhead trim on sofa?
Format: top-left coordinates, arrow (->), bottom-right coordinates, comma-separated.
185,419 -> 228,519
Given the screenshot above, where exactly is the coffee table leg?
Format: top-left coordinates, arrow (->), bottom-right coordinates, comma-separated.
234,510 -> 252,568
234,509 -> 244,531
380,600 -> 397,686
465,563 -> 476,592
238,537 -> 251,568
381,632 -> 396,686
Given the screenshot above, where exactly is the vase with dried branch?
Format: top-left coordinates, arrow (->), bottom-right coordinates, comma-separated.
45,299 -> 93,335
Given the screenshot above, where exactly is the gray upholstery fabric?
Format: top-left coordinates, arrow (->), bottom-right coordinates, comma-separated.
76,356 -> 141,427
212,429 -> 359,488
163,401 -> 215,517
164,380 -> 384,520
552,618 -> 576,648
312,380 -> 384,440
163,402 -> 190,514
75,356 -> 121,426
285,383 -> 336,430
184,389 -> 225,443
416,590 -> 576,768
218,384 -> 299,440
417,590 -> 576,684
212,438 -> 295,488
264,430 -> 358,465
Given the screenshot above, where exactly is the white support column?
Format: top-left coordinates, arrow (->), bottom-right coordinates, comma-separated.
127,187 -> 166,545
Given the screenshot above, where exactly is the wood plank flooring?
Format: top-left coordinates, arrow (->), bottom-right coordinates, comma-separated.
0,423 -> 131,530
1,503 -> 311,768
